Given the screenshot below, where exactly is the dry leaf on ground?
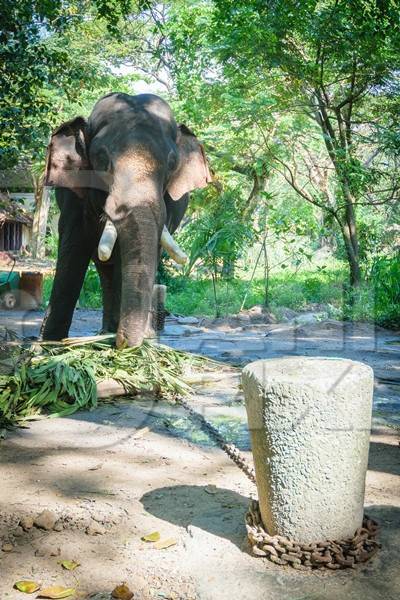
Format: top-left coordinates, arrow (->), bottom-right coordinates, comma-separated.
37,586 -> 76,599
14,580 -> 41,593
141,531 -> 160,542
111,583 -> 134,600
154,538 -> 177,550
59,560 -> 80,571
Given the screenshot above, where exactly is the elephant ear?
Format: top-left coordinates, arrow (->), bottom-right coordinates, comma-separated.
167,124 -> 212,201
45,116 -> 89,190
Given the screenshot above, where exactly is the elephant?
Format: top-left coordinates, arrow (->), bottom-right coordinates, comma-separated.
41,92 -> 212,347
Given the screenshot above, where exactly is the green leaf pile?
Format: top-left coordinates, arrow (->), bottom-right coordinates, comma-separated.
0,340 -> 206,426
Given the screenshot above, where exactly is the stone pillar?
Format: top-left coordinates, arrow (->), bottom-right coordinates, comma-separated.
242,357 -> 374,544
151,284 -> 167,331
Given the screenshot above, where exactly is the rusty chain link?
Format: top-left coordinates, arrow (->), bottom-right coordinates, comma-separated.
178,398 -> 381,570
246,500 -> 380,570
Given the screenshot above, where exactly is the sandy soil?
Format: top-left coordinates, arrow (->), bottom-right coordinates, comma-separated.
0,308 -> 399,600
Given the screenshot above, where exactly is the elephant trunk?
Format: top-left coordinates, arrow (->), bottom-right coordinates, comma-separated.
104,172 -> 165,348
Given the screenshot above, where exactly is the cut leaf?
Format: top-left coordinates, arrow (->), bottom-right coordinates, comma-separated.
111,584 -> 134,600
37,586 -> 75,599
14,580 -> 40,593
204,485 -> 217,494
141,531 -> 160,542
154,537 -> 177,550
59,560 -> 80,571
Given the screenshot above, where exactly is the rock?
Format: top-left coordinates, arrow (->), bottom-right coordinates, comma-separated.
2,542 -> 13,552
237,313 -> 251,323
86,520 -> 106,536
294,311 -> 327,325
34,509 -> 57,531
20,516 -> 34,531
277,307 -> 299,322
163,325 -> 186,336
13,526 -> 24,537
163,323 -> 200,336
90,514 -> 105,524
182,325 -> 201,335
177,316 -> 199,325
237,305 -> 277,324
53,520 -> 64,532
314,319 -> 343,330
34,543 -> 61,557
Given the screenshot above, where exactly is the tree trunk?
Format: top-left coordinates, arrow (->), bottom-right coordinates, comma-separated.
31,185 -> 51,259
313,95 -> 362,288
337,216 -> 362,287
263,239 -> 270,307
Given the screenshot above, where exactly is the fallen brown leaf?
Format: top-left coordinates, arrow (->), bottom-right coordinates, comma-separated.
14,580 -> 40,594
141,531 -> 160,542
154,538 -> 177,550
59,560 -> 80,571
111,583 -> 134,600
37,586 -> 75,599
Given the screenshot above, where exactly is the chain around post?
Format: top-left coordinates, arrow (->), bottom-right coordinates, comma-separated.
177,397 -> 381,570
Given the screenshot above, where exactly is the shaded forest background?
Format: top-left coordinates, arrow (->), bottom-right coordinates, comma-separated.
1,0 -> 399,325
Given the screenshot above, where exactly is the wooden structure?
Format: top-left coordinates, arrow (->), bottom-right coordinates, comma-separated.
0,192 -> 33,253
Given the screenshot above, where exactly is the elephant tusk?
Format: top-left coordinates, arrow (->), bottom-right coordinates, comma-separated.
98,220 -> 187,265
161,226 -> 188,265
98,218 -> 118,261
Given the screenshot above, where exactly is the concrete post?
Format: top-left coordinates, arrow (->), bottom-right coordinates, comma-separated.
242,357 -> 374,544
151,284 -> 167,332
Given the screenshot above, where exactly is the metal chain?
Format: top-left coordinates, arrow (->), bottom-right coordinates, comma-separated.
246,500 -> 380,570
177,398 -> 257,483
177,397 -> 381,570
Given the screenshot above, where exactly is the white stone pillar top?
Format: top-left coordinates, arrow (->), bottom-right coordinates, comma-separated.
245,355 -> 373,392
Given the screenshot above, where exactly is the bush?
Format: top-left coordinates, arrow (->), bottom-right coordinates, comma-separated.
369,255 -> 400,328
41,258 -> 399,328
43,267 -> 102,310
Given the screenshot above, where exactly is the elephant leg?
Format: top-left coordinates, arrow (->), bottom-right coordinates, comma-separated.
95,245 -> 121,333
41,189 -> 95,340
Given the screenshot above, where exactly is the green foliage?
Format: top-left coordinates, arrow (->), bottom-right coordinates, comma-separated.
78,267 -> 102,309
42,255 -> 399,328
3,0 -> 400,331
0,339 -> 209,425
164,0 -> 400,287
43,267 -> 102,310
165,265 -> 346,317
0,0 -> 145,170
181,188 -> 255,276
369,255 -> 400,327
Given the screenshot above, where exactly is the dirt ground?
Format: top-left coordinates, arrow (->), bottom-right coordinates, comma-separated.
0,308 -> 399,600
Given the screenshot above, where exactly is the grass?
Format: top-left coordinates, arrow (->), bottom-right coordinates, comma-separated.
165,267 -> 347,317
41,257 -> 400,328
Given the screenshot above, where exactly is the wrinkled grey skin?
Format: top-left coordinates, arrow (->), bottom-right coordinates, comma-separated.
42,93 -> 209,347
